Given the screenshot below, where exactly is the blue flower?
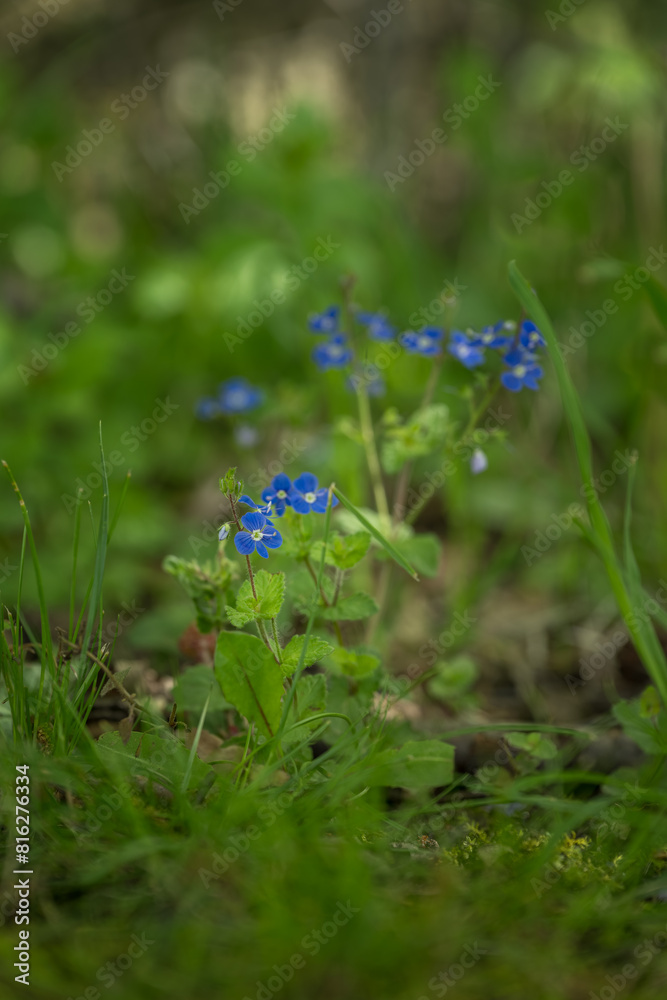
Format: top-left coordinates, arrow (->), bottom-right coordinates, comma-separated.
447,330 -> 485,369
312,335 -> 353,370
234,511 -> 283,559
261,473 -> 293,516
238,494 -> 274,521
218,523 -> 230,541
470,449 -> 488,475
399,327 -> 443,356
309,306 -> 340,335
501,348 -> 544,392
356,311 -> 395,341
468,322 -> 514,350
289,473 -> 339,514
518,320 -> 546,352
234,424 -> 259,449
195,398 -> 220,420
218,378 -> 263,414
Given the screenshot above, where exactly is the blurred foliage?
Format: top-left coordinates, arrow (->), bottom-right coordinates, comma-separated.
0,0 -> 666,667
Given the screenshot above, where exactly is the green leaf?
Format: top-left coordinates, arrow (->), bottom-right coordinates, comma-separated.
392,534 -> 441,578
328,646 -> 381,677
281,635 -> 334,676
174,664 -> 232,713
366,740 -> 454,789
612,698 -> 667,754
320,593 -> 379,621
226,570 -> 286,627
428,656 -> 478,701
311,530 -> 371,570
332,487 -> 419,580
506,732 -> 558,760
281,674 -> 328,744
214,631 -> 283,738
381,403 -> 450,473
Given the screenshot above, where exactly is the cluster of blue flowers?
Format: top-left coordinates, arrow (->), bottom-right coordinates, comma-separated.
220,472 -> 338,559
447,320 -> 546,392
196,377 -> 263,420
308,306 -> 546,394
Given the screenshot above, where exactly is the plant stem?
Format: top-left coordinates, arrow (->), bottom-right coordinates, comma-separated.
339,276 -> 391,525
228,492 -> 278,661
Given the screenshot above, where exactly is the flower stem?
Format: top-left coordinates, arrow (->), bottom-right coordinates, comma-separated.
228,492 -> 278,661
339,275 -> 390,526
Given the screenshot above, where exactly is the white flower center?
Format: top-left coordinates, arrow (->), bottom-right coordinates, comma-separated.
482,333 -> 494,344
251,529 -> 263,541
304,492 -> 316,503
277,490 -> 287,498
513,365 -> 527,377
417,336 -> 433,351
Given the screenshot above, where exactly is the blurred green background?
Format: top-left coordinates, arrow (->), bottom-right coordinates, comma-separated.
1,0 -> 666,697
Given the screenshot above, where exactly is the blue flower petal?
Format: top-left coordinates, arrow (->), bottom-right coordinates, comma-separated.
234,531 -> 255,555
289,491 -> 312,514
255,541 -> 269,559
262,528 -> 283,549
241,511 -> 266,532
294,472 -> 318,494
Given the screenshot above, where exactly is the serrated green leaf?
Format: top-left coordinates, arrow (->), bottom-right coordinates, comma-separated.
311,530 -> 372,571
281,635 -> 334,676
226,570 -> 286,627
320,593 -> 379,621
366,739 -> 454,789
214,631 -> 283,738
328,646 -> 381,677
